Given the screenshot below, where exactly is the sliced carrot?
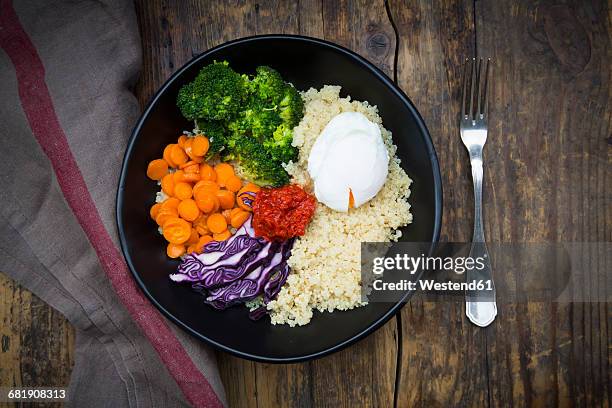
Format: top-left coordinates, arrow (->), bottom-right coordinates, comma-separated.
174,182 -> 193,200
161,197 -> 180,211
183,138 -> 196,160
221,209 -> 232,223
183,172 -> 200,183
213,230 -> 231,241
225,175 -> 242,192
193,180 -> 219,196
150,203 -> 162,220
216,190 -> 235,210
195,193 -> 219,214
167,243 -> 186,258
199,164 -> 217,181
230,209 -> 250,229
230,207 -> 243,218
186,229 -> 200,245
192,135 -> 210,157
195,223 -> 210,236
180,161 -> 200,173
195,235 -> 213,252
207,213 -> 227,234
199,234 -> 213,245
170,144 -> 188,166
147,159 -> 168,180
178,135 -> 188,148
163,144 -> 177,168
155,208 -> 178,226
161,174 -> 175,196
172,170 -> 186,183
178,198 -> 200,221
162,217 -> 192,244
214,163 -> 234,187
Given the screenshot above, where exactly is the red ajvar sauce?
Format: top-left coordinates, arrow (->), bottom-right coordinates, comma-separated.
252,184 -> 317,241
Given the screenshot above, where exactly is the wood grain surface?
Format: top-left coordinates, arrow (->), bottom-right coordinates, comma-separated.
0,0 -> 609,407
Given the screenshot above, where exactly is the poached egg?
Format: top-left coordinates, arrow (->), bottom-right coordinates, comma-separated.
307,112 -> 389,212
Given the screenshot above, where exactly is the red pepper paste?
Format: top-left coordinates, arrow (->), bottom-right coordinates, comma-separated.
252,184 -> 317,241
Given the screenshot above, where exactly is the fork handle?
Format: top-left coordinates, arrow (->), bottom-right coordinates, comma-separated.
466,153 -> 497,327
470,156 -> 485,243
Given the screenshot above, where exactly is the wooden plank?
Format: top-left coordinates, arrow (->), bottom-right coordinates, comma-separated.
475,1 -> 611,406
386,1 -> 488,406
0,272 -> 74,408
133,1 -> 399,407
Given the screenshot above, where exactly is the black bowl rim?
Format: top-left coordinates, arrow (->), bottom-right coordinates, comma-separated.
116,34 -> 443,363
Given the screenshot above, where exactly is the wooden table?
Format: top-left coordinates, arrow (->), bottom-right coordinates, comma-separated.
1,1 -> 609,406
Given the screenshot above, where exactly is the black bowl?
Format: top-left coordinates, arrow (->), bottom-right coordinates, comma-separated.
117,35 -> 442,362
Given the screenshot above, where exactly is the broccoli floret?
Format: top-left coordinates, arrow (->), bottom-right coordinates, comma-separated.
228,99 -> 282,140
195,120 -> 228,158
263,124 -> 298,164
176,62 -> 304,187
228,134 -> 290,187
278,85 -> 304,128
249,66 -> 288,103
177,61 -> 247,121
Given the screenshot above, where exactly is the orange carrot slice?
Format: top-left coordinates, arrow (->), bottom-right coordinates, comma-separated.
192,136 -> 209,157
195,193 -> 219,214
214,163 -> 234,187
221,209 -> 232,223
213,230 -> 231,241
183,172 -> 200,183
178,198 -> 200,221
155,208 -> 178,226
162,217 -> 192,244
230,209 -> 250,229
150,203 -> 161,220
161,174 -> 175,196
170,145 -> 188,166
180,161 -> 200,173
147,159 -> 168,180
163,144 -> 177,168
186,229 -> 200,246
161,197 -> 180,211
199,164 -> 216,181
224,175 -> 242,192
216,190 -> 235,210
166,243 -> 186,258
193,180 -> 219,196
172,170 -> 186,183
174,182 -> 193,200
206,213 -> 227,234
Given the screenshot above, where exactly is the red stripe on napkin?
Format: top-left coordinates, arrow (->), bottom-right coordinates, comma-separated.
0,2 -> 223,407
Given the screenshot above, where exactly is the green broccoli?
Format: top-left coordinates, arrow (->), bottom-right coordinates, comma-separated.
227,134 -> 290,187
195,120 -> 228,158
263,123 -> 298,164
176,62 -> 305,187
278,85 -> 304,128
177,61 -> 247,121
249,66 -> 288,104
228,99 -> 282,140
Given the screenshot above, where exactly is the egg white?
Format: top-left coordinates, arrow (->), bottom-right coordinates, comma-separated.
307,112 -> 389,212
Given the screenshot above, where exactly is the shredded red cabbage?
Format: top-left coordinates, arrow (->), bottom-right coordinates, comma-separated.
170,217 -> 293,317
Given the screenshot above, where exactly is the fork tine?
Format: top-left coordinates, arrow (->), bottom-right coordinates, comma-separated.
461,58 -> 470,118
481,58 -> 491,117
468,58 -> 477,120
476,58 -> 483,116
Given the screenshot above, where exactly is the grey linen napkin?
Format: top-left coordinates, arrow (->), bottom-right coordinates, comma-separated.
0,0 -> 227,406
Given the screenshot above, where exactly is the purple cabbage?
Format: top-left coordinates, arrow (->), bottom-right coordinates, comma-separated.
170,217 -> 293,315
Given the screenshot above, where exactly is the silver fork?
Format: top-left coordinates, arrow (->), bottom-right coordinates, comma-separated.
460,58 -> 497,327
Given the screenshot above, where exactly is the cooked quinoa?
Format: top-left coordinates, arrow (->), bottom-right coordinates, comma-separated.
267,85 -> 413,326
